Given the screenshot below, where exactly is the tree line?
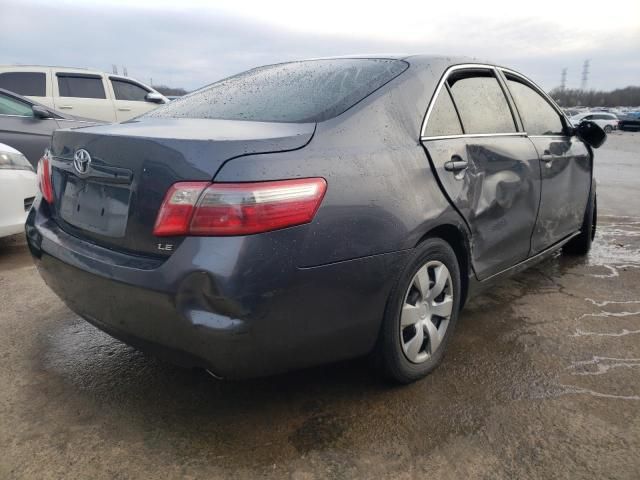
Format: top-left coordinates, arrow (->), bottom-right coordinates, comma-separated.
549,86 -> 640,108
152,85 -> 189,97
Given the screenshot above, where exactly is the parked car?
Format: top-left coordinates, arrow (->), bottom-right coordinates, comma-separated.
569,112 -> 618,133
0,66 -> 168,122
26,56 -> 605,383
0,143 -> 36,238
0,88 -> 101,167
619,113 -> 640,131
564,109 -> 581,117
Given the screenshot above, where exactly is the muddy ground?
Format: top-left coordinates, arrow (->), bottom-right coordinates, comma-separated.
1,132 -> 639,479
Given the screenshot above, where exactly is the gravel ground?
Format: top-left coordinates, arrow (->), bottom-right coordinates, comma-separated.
1,132 -> 639,479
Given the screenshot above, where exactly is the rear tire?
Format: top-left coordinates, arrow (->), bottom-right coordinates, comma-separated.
604,125 -> 613,134
376,238 -> 462,384
564,191 -> 597,256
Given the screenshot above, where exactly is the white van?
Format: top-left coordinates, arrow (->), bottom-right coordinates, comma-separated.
0,66 -> 168,122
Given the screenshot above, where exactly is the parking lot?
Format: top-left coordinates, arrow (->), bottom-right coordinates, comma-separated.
1,132 -> 639,479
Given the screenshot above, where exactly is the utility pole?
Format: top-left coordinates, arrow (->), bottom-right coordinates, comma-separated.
580,60 -> 590,91
122,66 -> 128,77
112,64 -> 118,75
560,68 -> 567,90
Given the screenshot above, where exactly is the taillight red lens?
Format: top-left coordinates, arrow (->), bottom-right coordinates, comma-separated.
152,182 -> 209,236
37,153 -> 54,203
153,178 -> 327,237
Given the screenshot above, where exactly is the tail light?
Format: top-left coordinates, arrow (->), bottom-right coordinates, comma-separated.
37,153 -> 54,204
153,178 -> 327,237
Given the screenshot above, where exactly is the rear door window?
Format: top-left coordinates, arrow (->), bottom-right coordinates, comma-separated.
111,79 -> 149,101
447,70 -> 516,134
504,74 -> 564,135
57,74 -> 106,99
0,72 -> 46,96
424,88 -> 463,137
145,58 -> 408,123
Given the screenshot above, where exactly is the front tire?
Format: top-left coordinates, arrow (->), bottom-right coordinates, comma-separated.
604,125 -> 613,134
376,238 -> 462,384
564,191 -> 597,256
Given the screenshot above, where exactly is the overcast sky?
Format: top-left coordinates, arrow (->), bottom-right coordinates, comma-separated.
2,0 -> 639,91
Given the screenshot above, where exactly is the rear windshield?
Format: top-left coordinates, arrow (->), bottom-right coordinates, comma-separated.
144,58 -> 408,123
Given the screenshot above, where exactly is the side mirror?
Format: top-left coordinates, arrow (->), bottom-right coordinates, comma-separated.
145,92 -> 165,104
32,105 -> 52,119
574,120 -> 607,149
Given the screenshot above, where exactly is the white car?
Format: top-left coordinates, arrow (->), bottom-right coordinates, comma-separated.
569,112 -> 619,133
0,65 -> 168,122
0,143 -> 37,238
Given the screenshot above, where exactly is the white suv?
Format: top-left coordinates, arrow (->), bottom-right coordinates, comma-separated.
569,112 -> 619,133
0,66 -> 168,122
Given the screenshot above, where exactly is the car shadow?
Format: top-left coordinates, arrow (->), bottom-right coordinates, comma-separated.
27,242 -> 599,469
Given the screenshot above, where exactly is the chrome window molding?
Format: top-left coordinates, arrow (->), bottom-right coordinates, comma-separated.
420,63 -> 570,141
527,135 -> 568,139
0,113 -> 43,119
420,63 -> 502,139
421,132 -> 526,141
497,67 -> 572,134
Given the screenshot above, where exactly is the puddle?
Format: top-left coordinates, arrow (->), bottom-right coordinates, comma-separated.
584,215 -> 640,277
288,413 -> 348,454
551,216 -> 640,401
572,328 -> 640,337
566,356 -> 640,376
558,385 -> 640,401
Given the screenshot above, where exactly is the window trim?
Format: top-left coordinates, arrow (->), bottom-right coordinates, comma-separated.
56,72 -> 107,99
55,72 -> 103,80
497,67 -> 571,137
109,76 -> 151,101
423,84 -> 464,137
421,64 -> 522,140
421,64 -> 572,140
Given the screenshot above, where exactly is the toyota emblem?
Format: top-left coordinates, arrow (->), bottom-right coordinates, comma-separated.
73,149 -> 92,175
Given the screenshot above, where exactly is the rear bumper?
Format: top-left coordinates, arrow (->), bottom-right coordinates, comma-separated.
26,200 -> 409,378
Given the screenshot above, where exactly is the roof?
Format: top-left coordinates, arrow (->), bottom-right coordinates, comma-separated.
0,65 -> 93,71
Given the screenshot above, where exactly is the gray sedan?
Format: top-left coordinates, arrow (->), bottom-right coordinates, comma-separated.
0,88 -> 99,167
26,56 -> 605,383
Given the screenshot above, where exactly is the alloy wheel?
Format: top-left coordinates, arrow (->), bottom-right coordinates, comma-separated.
400,260 -> 454,364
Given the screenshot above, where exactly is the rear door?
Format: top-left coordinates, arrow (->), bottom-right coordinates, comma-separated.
421,66 -> 542,280
500,70 -> 591,254
53,72 -> 116,122
108,77 -> 160,121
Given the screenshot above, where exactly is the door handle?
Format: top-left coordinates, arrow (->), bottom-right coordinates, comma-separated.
444,156 -> 468,172
58,105 -> 73,109
541,151 -> 555,167
117,107 -> 132,111
541,151 -> 554,162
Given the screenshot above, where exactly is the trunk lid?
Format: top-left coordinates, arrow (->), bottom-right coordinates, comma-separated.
48,118 -> 315,257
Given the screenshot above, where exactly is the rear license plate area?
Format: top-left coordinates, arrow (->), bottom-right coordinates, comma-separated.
59,177 -> 131,237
